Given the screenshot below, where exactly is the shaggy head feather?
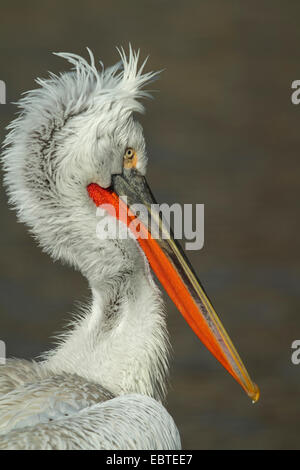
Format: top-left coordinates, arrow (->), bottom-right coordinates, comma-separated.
1,47 -> 159,278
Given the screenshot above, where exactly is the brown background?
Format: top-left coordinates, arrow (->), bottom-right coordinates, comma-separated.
0,0 -> 300,449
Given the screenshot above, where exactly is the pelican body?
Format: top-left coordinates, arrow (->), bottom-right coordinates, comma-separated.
0,48 -> 258,450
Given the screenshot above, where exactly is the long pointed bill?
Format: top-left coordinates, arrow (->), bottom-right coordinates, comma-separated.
87,170 -> 259,402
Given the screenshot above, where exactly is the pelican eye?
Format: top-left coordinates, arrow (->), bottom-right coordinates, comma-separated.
124,148 -> 137,169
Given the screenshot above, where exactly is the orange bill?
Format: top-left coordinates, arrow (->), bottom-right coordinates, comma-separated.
87,171 -> 259,402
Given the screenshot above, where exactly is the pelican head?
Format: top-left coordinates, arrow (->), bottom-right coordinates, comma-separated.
2,48 -> 259,402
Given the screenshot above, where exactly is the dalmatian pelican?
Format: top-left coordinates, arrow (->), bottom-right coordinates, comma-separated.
0,47 -> 259,450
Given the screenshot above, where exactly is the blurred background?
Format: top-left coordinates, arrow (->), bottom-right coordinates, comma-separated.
0,0 -> 300,449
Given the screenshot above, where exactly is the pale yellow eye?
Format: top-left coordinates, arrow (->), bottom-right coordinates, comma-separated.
124,148 -> 137,169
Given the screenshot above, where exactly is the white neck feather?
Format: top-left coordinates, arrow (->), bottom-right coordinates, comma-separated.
1,48 -> 171,404
44,266 -> 169,402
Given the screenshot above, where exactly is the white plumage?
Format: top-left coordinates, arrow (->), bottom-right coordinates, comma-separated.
0,47 -> 181,450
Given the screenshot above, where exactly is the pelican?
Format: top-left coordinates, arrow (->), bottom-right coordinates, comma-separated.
0,48 -> 259,450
